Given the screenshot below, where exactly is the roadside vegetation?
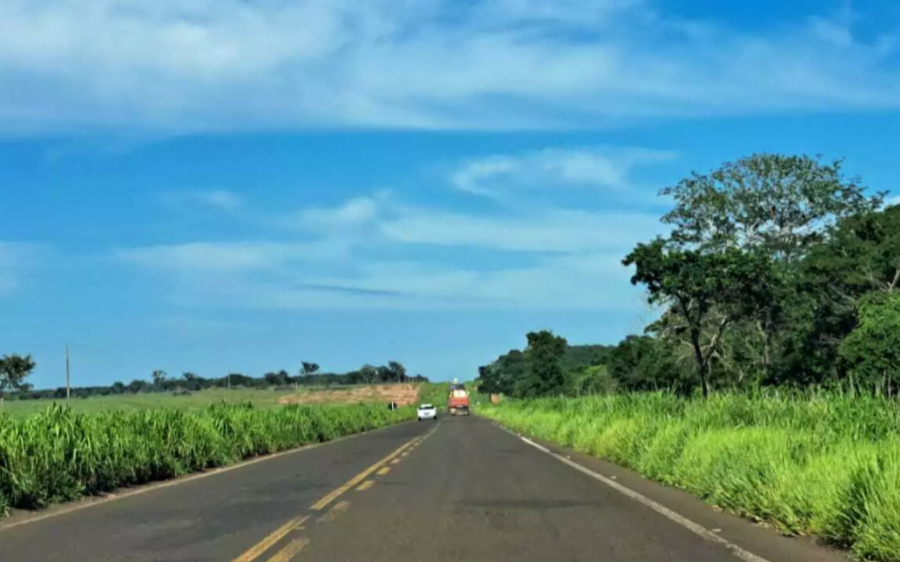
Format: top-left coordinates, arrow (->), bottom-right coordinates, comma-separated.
0,401 -> 414,515
475,154 -> 900,561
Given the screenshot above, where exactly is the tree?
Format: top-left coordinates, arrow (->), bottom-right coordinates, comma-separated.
838,292 -> 900,394
0,353 -> 36,397
359,364 -> 377,384
387,361 -> 407,383
624,239 -> 774,397
517,330 -> 568,398
152,370 -> 167,390
301,362 -> 320,376
660,154 -> 883,382
661,153 -> 882,260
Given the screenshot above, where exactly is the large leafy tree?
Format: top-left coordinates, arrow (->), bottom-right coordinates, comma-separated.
624,239 -> 774,397
0,353 -> 36,397
517,330 -> 568,398
658,153 -> 883,382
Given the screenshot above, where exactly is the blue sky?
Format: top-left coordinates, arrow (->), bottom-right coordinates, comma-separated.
2,0 -> 899,388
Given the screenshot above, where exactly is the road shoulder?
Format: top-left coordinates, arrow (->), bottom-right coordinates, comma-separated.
489,420 -> 849,562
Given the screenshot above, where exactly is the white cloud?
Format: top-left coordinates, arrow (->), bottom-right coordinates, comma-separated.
887,194 -> 900,207
195,190 -> 242,211
381,207 -> 666,253
294,197 -> 380,231
114,240 -> 351,273
451,147 -> 676,197
1,0 -> 899,134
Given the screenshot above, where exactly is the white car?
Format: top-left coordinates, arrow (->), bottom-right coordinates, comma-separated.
417,404 -> 438,421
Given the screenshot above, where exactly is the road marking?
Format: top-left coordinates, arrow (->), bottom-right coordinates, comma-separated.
377,467 -> 391,476
519,436 -> 550,454
317,501 -> 350,524
265,537 -> 310,562
516,436 -> 771,562
232,516 -> 309,562
310,429 -> 429,511
356,480 -> 376,492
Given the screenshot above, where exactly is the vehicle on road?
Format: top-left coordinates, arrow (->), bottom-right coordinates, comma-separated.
448,383 -> 470,416
417,403 -> 438,421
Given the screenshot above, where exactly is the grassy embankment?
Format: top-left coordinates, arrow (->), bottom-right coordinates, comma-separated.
0,396 -> 418,515
479,392 -> 900,562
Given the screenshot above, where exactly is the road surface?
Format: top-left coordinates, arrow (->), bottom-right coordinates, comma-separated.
0,416 -> 845,562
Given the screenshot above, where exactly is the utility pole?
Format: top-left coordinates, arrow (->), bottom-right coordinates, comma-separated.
66,345 -> 71,403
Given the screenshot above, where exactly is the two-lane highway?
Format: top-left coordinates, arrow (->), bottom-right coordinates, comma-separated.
0,416 -> 844,562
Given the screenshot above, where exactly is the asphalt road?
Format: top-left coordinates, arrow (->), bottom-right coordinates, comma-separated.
0,416 -> 846,562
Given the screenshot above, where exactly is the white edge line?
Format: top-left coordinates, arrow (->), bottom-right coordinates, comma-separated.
519,436 -> 551,454
516,434 -> 772,562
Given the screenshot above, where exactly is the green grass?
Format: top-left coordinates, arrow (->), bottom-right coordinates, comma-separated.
478,391 -> 900,562
0,401 -> 414,515
0,388 -> 302,418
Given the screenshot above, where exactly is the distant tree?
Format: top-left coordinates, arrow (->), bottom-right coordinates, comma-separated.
301,362 -> 320,376
375,365 -> 392,383
516,330 -> 568,398
359,365 -> 377,384
111,381 -> 126,394
0,353 -> 36,398
387,361 -> 407,383
151,370 -> 167,390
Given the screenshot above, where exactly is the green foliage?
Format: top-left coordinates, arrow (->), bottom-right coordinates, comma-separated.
481,392 -> 900,561
661,153 -> 881,259
839,292 -> 900,393
516,330 -> 568,398
0,354 -> 36,395
0,402 -> 413,514
624,239 -> 774,396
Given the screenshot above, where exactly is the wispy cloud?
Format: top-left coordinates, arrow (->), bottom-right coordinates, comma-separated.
161,190 -> 244,212
1,1 -> 899,134
450,147 -> 677,198
381,207 -> 666,253
194,190 -> 242,211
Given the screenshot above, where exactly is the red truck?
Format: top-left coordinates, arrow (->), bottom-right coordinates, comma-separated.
448,383 -> 470,416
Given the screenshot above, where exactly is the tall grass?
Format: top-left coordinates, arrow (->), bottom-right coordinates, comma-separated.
0,401 -> 413,514
479,391 -> 900,562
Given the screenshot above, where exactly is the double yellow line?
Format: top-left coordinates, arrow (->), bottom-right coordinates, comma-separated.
232,428 -> 434,562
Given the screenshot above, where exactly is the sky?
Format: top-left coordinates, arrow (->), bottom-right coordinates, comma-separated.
2,0 -> 900,389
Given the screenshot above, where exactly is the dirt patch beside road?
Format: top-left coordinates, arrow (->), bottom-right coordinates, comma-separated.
277,384 -> 422,406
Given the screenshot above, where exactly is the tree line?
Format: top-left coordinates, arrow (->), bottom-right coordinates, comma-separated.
478,154 -> 900,398
0,357 -> 426,401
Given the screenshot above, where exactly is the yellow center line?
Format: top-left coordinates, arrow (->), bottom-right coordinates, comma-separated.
265,537 -> 310,562
316,500 -> 350,524
232,516 -> 309,562
233,425 -> 437,562
356,480 -> 376,492
310,433 -> 420,511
